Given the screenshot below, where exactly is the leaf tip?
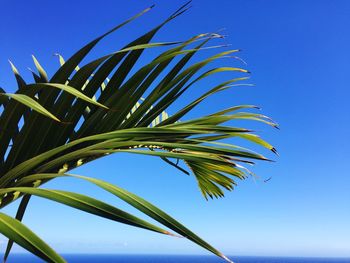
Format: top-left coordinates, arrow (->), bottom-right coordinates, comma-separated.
7,60 -> 16,71
220,254 -> 234,263
165,231 -> 183,238
101,104 -> 110,110
271,147 -> 279,156
252,105 -> 261,110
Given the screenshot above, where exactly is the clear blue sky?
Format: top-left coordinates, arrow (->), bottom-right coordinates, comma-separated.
0,0 -> 349,258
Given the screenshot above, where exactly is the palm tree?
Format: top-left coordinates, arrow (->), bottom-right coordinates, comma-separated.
0,3 -> 277,263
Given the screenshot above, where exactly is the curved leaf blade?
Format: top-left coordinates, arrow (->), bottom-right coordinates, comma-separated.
15,173 -> 233,263
0,93 -> 60,122
0,187 -> 173,236
0,212 -> 66,263
27,83 -> 109,110
3,195 -> 31,263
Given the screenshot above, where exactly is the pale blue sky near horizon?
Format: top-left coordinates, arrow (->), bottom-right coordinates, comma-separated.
0,0 -> 349,259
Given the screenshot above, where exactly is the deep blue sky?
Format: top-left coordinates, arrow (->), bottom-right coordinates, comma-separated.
1,0 -> 349,258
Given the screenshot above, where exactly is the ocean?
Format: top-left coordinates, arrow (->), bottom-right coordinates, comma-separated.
4,255 -> 350,263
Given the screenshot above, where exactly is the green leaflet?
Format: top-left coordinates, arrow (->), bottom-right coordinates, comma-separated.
26,83 -> 109,109
15,173 -> 233,263
0,187 -> 173,236
68,175 -> 234,263
8,61 -> 26,89
237,133 -> 277,153
0,212 -> 66,263
0,93 -> 60,122
3,195 -> 31,263
169,111 -> 278,128
109,149 -> 235,166
31,55 -> 48,82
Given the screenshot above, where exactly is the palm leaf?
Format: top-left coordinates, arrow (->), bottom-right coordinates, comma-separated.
0,212 -> 65,263
14,172 -> 233,261
0,187 -> 176,236
0,3 -> 276,263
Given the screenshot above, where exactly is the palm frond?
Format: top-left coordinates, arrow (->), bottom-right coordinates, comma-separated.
0,3 -> 276,263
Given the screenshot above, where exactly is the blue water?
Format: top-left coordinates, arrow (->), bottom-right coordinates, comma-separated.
4,255 -> 350,263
